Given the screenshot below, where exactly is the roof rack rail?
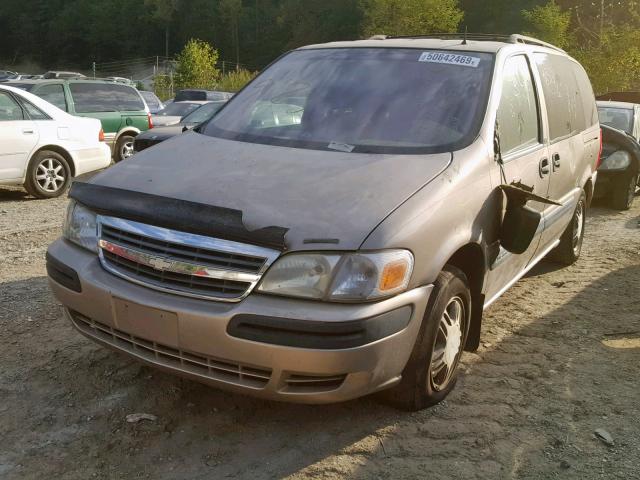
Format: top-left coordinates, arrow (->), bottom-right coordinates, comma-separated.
508,34 -> 565,53
369,32 -> 565,53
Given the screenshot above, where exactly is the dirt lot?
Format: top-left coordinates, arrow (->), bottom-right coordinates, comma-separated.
1,185 -> 639,480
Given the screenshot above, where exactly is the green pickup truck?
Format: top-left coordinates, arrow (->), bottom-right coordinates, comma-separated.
8,79 -> 151,162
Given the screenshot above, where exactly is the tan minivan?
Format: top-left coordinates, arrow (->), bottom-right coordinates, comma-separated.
47,34 -> 600,410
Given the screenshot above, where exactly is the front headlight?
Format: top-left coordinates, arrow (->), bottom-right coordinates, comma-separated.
600,150 -> 631,171
257,250 -> 414,302
63,200 -> 98,252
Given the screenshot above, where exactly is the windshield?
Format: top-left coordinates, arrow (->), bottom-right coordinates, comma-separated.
182,102 -> 225,124
598,106 -> 634,134
203,48 -> 494,154
156,102 -> 202,117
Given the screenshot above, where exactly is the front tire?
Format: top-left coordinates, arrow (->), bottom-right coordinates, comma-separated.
609,171 -> 638,210
115,134 -> 135,162
380,266 -> 471,411
548,191 -> 586,265
24,150 -> 71,199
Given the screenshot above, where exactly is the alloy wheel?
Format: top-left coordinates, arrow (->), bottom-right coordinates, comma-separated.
572,199 -> 585,256
430,296 -> 466,392
35,157 -> 65,193
120,140 -> 134,160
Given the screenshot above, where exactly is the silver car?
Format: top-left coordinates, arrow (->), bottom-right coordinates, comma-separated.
47,34 -> 600,410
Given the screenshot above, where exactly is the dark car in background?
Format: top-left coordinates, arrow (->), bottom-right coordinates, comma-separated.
596,111 -> 640,210
134,100 -> 227,153
0,70 -> 18,81
597,91 -> 640,104
9,79 -> 151,162
174,89 -> 233,102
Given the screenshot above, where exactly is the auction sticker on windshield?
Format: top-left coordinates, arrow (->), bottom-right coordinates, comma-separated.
418,52 -> 481,68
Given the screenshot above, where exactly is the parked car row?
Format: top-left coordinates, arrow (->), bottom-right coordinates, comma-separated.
0,76 -> 234,197
0,84 -> 110,198
8,79 -> 152,162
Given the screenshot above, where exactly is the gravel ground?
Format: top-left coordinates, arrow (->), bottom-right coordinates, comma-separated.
0,185 -> 639,480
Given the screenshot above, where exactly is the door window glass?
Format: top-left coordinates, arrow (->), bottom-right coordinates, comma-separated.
0,92 -> 24,120
497,55 -> 540,155
36,84 -> 67,111
21,100 -> 50,120
69,83 -> 145,113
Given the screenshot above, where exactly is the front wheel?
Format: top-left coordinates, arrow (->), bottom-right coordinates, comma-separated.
380,266 -> 471,411
115,134 -> 135,162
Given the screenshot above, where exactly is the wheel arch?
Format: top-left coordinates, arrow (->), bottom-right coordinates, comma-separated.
583,176 -> 594,207
115,126 -> 141,143
30,145 -> 76,177
443,242 -> 487,352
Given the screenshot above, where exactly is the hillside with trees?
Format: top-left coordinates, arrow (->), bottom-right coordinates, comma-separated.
1,0 -> 639,92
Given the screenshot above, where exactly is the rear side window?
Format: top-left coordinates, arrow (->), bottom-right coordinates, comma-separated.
0,91 -> 24,120
571,62 -> 598,128
497,55 -> 540,155
534,53 -> 586,142
36,84 -> 67,111
21,99 -> 50,120
69,83 -> 145,113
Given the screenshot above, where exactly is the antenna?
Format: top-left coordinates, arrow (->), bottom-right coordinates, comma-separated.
462,26 -> 468,45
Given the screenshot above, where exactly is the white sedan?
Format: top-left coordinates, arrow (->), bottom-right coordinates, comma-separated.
0,85 -> 111,198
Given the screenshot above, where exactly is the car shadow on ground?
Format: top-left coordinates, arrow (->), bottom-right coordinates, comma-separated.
0,188 -> 30,202
2,264 -> 639,479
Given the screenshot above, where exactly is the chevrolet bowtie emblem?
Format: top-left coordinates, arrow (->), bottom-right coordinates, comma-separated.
149,257 -> 173,271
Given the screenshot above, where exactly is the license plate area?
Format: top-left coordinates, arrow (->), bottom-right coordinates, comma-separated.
112,297 -> 178,347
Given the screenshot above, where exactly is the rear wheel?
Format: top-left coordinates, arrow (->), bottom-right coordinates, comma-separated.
380,266 -> 471,411
24,150 -> 71,199
548,191 -> 586,265
115,134 -> 135,162
609,171 -> 638,210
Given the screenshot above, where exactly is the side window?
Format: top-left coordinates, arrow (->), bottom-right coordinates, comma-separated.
21,100 -> 50,120
570,61 -> 597,128
69,83 -> 145,113
497,55 -> 540,155
534,53 -> 585,142
0,92 -> 24,121
36,84 -> 67,111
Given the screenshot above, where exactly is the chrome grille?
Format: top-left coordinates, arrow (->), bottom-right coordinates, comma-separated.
70,310 -> 272,388
97,215 -> 280,302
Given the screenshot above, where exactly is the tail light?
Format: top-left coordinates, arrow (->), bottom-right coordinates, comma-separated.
98,128 -> 105,142
147,112 -> 153,129
596,128 -> 603,168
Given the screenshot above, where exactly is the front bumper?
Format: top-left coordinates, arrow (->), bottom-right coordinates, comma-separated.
47,239 -> 432,404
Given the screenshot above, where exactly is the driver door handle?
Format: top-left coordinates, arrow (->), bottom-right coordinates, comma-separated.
539,157 -> 550,177
22,129 -> 34,135
552,153 -> 561,171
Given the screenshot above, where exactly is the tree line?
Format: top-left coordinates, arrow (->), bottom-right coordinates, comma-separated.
1,0 -> 639,93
